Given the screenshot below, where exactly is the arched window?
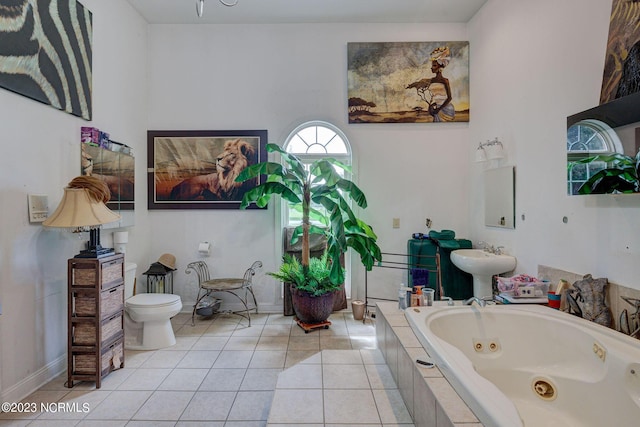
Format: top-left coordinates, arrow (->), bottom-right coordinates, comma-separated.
282,121 -> 353,295
283,121 -> 352,226
567,119 -> 623,195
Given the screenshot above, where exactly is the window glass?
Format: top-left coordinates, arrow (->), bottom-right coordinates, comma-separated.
283,121 -> 352,225
567,119 -> 623,195
282,121 -> 353,295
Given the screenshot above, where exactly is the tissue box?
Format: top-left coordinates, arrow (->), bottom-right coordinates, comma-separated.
513,280 -> 549,298
497,277 -> 514,292
81,127 -> 100,146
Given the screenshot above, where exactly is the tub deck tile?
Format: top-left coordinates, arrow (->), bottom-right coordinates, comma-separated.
386,312 -> 410,327
406,347 -> 444,378
394,326 -> 423,348
377,301 -> 482,427
427,377 -> 479,424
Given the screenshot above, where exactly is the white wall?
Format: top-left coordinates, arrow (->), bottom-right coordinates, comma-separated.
146,22 -> 471,306
467,0 -> 640,290
3,0 -> 635,403
0,0 -> 148,401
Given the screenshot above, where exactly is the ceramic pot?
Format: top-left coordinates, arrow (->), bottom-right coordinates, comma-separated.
290,285 -> 335,323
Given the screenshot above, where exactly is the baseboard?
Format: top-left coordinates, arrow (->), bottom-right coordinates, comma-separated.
1,354 -> 66,403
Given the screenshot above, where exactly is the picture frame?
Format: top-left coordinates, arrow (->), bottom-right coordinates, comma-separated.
600,0 -> 640,104
348,41 -> 469,124
147,130 -> 267,210
0,0 -> 93,120
82,143 -> 135,211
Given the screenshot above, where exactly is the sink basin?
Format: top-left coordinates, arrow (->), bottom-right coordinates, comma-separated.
451,249 -> 516,297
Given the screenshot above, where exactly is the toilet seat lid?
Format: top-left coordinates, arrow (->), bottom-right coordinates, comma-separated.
126,293 -> 181,308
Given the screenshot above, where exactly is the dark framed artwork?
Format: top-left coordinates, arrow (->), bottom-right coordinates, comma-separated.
348,41 -> 469,124
147,130 -> 267,210
0,0 -> 92,120
600,0 -> 640,104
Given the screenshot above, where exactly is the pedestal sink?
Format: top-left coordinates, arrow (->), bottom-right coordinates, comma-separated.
451,249 -> 516,298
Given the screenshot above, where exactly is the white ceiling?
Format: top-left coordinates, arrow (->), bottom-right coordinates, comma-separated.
126,0 -> 488,25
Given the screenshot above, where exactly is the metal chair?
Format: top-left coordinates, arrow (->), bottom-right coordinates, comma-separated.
186,260 -> 261,326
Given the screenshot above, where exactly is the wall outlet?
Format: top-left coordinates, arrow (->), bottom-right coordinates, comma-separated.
392,218 -> 400,228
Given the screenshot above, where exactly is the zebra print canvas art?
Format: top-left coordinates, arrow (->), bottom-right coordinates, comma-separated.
0,0 -> 92,120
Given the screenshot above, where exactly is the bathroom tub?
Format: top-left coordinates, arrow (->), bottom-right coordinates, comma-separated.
404,304 -> 640,427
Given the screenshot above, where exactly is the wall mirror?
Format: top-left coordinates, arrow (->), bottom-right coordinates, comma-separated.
567,91 -> 640,195
484,166 -> 515,229
81,143 -> 135,227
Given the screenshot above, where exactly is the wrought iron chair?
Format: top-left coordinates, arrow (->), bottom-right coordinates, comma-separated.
186,260 -> 261,326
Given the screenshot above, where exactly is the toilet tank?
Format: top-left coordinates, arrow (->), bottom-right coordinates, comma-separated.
124,262 -> 137,299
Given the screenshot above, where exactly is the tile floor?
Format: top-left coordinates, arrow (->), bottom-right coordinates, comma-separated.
0,310 -> 414,426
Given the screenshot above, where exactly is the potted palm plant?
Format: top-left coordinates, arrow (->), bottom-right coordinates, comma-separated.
235,143 -> 382,324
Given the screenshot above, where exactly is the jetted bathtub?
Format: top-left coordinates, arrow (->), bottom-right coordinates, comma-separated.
404,304 -> 640,427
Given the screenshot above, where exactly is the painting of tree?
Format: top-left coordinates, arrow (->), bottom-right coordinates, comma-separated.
347,41 -> 469,124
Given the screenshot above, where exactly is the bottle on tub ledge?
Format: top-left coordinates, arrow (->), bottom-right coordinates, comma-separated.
412,286 -> 425,307
399,283 -> 408,310
399,283 -> 415,309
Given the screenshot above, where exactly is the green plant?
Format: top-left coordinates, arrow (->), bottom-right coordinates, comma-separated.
268,252 -> 342,297
235,143 -> 382,291
569,151 -> 640,194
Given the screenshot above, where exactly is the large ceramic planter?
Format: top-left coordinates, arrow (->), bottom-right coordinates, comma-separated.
290,285 -> 335,323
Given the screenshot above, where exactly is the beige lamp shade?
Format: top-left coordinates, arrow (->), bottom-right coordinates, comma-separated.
43,187 -> 121,230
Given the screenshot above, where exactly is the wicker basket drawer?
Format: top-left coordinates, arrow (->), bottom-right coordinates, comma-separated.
100,339 -> 124,375
72,314 -> 122,346
101,260 -> 123,289
73,338 -> 124,375
70,255 -> 123,289
75,286 -> 124,317
72,267 -> 98,287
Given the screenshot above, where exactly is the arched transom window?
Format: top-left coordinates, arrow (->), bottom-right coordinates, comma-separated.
283,121 -> 352,225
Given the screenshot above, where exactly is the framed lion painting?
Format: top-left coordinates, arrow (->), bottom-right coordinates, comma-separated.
348,41 -> 469,124
147,130 -> 267,210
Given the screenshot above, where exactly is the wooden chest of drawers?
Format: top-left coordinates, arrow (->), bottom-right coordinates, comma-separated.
67,254 -> 125,388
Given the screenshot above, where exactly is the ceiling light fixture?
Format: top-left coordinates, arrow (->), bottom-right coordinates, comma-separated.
196,0 -> 239,18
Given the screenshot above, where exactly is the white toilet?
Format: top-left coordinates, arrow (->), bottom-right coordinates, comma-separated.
123,262 -> 182,350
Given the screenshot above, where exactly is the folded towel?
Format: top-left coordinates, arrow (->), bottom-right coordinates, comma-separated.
436,238 -> 472,250
428,229 -> 456,240
410,268 -> 430,286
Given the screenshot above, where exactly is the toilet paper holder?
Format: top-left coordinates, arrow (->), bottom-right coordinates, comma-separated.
198,241 -> 211,256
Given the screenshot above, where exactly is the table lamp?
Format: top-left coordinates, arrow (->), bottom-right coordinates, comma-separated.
43,176 -> 121,258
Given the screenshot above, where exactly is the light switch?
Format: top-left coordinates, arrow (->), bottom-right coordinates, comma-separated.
392,218 -> 400,228
28,194 -> 49,223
